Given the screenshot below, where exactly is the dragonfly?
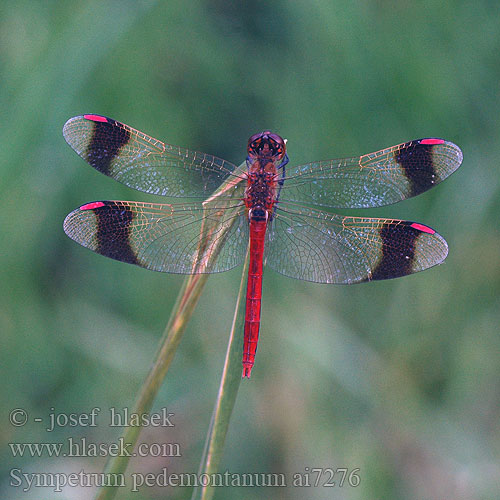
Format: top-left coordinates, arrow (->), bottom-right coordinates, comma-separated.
63,114 -> 463,378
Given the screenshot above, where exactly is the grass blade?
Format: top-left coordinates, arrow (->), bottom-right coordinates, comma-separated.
191,246 -> 249,500
95,272 -> 208,500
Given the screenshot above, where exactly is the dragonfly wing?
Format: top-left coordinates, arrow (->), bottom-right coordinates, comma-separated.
265,203 -> 448,284
63,115 -> 242,197
280,139 -> 462,208
64,200 -> 248,274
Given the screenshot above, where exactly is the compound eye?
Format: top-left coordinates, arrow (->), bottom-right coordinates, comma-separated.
267,132 -> 282,143
269,140 -> 282,154
248,132 -> 263,144
249,139 -> 262,153
268,134 -> 285,155
247,136 -> 264,157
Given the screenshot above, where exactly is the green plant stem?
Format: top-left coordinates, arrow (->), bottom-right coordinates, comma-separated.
95,272 -> 209,500
192,247 -> 249,500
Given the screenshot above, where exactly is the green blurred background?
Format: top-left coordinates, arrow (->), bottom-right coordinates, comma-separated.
1,1 -> 499,499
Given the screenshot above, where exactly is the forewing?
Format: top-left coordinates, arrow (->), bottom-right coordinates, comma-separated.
64,200 -> 248,274
280,138 -> 462,208
265,203 -> 448,283
63,115 -> 242,197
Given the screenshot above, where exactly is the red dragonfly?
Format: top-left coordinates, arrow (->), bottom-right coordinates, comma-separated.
63,114 -> 462,377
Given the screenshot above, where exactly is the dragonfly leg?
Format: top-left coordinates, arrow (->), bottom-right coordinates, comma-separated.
271,154 -> 289,220
277,154 -> 289,170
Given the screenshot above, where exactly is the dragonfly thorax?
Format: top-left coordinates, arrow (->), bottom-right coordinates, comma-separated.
245,164 -> 279,221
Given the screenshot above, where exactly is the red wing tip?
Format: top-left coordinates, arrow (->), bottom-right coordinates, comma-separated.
410,222 -> 435,234
83,114 -> 109,123
420,138 -> 445,145
242,366 -> 252,378
80,201 -> 106,210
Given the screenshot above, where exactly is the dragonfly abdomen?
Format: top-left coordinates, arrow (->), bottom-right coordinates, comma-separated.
243,218 -> 267,378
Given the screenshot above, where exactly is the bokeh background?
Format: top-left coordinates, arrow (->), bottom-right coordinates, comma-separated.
1,1 -> 499,499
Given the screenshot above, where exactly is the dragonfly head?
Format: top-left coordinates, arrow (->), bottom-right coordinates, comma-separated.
247,131 -> 286,161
